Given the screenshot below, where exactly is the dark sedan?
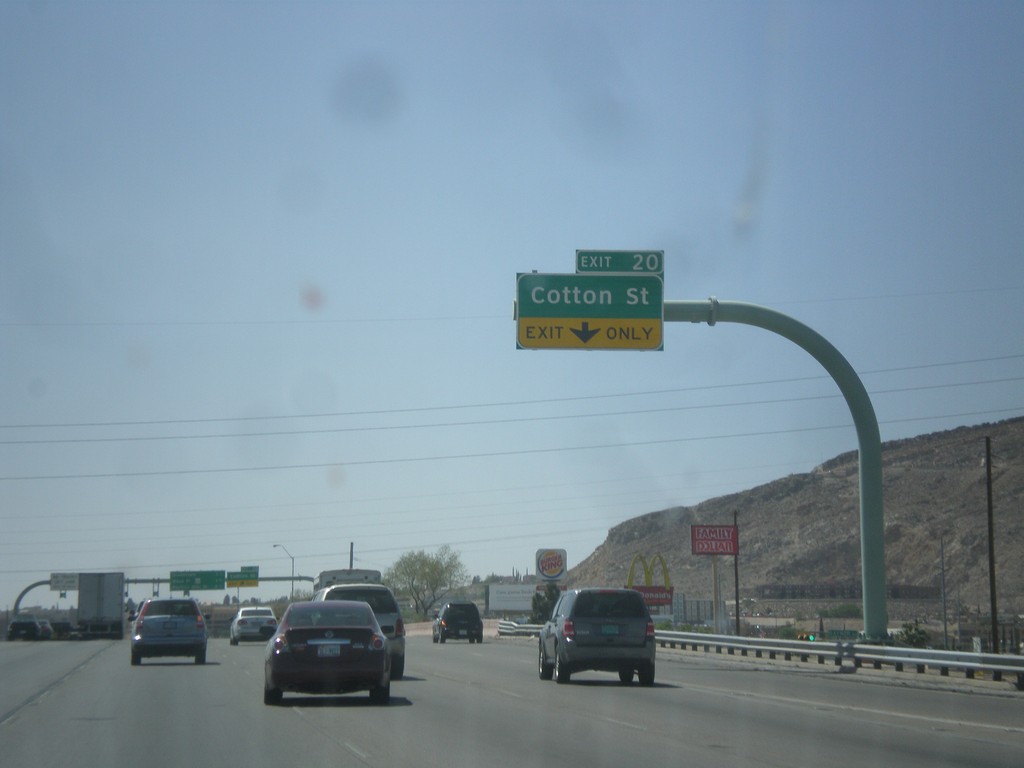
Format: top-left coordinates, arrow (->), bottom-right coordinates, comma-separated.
6,614 -> 41,641
264,600 -> 391,706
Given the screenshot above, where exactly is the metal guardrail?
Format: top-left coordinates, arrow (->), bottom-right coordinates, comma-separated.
657,630 -> 848,665
848,644 -> 1024,685
497,620 -> 542,637
657,630 -> 1024,689
495,622 -> 1024,690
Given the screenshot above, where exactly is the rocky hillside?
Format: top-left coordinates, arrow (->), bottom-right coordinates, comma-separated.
569,417 -> 1024,617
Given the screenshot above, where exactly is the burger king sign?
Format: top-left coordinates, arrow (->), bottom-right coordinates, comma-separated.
535,549 -> 567,581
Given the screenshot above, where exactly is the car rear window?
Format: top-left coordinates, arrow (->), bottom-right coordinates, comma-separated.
446,604 -> 479,619
324,588 -> 399,613
572,592 -> 646,619
287,604 -> 374,627
144,600 -> 198,617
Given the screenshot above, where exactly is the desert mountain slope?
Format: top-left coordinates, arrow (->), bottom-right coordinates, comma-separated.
569,417 -> 1024,616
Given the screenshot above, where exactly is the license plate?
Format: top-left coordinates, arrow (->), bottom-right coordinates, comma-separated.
458,630 -> 467,636
601,624 -> 620,636
317,644 -> 341,657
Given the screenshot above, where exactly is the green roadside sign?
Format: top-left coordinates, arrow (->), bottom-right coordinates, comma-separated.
170,570 -> 226,592
576,250 -> 664,276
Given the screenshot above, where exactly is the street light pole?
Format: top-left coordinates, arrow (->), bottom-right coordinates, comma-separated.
273,544 -> 295,600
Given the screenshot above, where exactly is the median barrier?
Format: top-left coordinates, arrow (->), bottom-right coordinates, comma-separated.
850,644 -> 1024,688
493,621 -> 1023,690
497,620 -> 541,637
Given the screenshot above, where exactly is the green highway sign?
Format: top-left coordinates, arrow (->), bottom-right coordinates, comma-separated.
576,250 -> 664,276
517,273 -> 663,319
828,629 -> 861,640
170,570 -> 226,592
516,272 -> 663,350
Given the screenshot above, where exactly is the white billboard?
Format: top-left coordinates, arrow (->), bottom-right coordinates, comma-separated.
50,572 -> 79,592
488,584 -> 538,613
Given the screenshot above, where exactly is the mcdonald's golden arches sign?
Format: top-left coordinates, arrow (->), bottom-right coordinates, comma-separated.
625,553 -> 674,606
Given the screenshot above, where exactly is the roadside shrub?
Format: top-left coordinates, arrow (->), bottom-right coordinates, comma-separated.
895,620 -> 930,648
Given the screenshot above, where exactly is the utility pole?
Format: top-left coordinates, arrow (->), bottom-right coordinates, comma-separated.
940,536 -> 948,650
734,510 -> 741,637
985,436 -> 999,653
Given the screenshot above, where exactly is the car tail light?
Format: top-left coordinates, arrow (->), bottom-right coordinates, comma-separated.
394,617 -> 405,637
371,634 -> 386,651
562,619 -> 575,640
646,620 -> 655,639
238,619 -> 248,626
273,635 -> 290,654
196,616 -> 206,631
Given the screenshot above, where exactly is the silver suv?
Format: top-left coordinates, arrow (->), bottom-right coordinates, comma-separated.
538,588 -> 655,685
313,583 -> 406,679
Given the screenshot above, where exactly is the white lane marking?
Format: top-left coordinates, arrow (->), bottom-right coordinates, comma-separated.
676,681 -> 1024,735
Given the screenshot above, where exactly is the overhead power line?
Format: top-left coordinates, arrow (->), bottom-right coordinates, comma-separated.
0,406 -> 1020,482
1,375 -> 1021,446
1,353 -> 1021,432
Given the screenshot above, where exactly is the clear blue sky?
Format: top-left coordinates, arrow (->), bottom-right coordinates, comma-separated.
2,1 -> 1022,612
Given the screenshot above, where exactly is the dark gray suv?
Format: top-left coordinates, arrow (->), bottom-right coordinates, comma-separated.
538,588 -> 655,685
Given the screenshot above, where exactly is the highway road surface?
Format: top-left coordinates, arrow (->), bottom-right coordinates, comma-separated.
2,632 -> 1022,767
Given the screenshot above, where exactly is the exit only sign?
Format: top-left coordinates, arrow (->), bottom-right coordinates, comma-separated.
516,272 -> 663,350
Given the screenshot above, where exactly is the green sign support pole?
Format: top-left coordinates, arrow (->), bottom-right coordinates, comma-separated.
665,298 -> 887,641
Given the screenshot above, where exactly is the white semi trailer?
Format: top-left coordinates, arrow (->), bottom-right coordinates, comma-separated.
76,572 -> 126,639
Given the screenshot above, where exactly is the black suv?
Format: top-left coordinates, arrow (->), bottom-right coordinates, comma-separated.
432,601 -> 483,644
538,588 -> 655,685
